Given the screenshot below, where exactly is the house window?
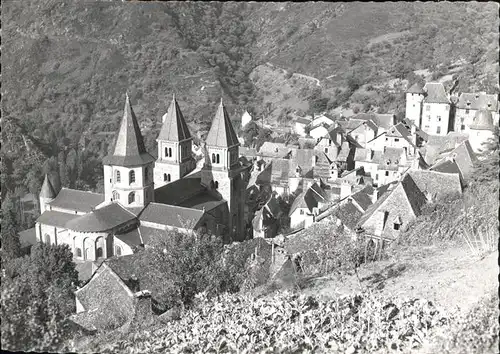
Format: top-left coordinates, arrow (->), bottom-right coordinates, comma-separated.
465,109 -> 470,114
163,173 -> 171,182
96,247 -> 103,258
394,138 -> 399,142
427,115 -> 431,121
385,138 -> 388,141
216,154 -> 220,164
129,170 -> 135,184
324,147 -> 328,153
385,171 -> 389,176
165,147 -> 172,157
212,153 -> 216,163
426,105 -> 431,111
44,234 -> 50,244
436,126 -> 441,134
300,209 -> 304,215
112,190 -> 119,201
128,192 -> 135,204
375,174 -> 378,180
461,124 -> 465,130
437,116 -> 441,122
412,104 -> 415,107
76,248 -> 82,257
115,246 -> 122,256
394,223 -> 401,230
115,170 -> 121,183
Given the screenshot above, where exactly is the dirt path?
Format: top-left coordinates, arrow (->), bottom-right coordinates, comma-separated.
303,245 -> 498,316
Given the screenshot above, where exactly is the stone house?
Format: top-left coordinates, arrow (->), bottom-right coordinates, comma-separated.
357,174 -> 427,243
289,182 -> 329,230
420,82 -> 452,136
430,140 -> 477,179
454,92 -> 499,133
467,109 -> 496,153
294,117 -> 312,137
405,82 -> 425,128
405,169 -> 462,202
252,195 -> 282,238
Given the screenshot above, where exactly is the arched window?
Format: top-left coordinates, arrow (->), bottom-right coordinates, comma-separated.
112,190 -> 119,201
165,147 -> 168,157
169,147 -> 172,157
76,248 -> 82,258
115,245 -> 122,256
129,170 -> 135,184
216,154 -> 220,164
164,173 -> 168,181
44,234 -> 50,244
212,153 -> 216,163
128,192 -> 135,204
167,174 -> 171,182
115,170 -> 121,183
96,247 -> 103,258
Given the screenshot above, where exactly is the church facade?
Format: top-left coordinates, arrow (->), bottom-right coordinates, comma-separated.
35,94 -> 249,261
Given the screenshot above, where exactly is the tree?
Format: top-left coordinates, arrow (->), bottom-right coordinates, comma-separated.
146,229 -> 243,309
1,193 -> 22,261
1,243 -> 78,352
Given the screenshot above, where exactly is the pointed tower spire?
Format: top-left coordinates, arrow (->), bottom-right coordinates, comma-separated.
102,94 -> 154,167
205,100 -> 239,148
158,94 -> 192,142
40,174 -> 56,199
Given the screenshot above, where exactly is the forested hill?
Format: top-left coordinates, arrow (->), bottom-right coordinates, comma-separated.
2,1 -> 499,198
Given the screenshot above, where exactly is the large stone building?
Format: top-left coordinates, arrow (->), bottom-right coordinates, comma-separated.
454,92 -> 499,133
34,94 -> 249,261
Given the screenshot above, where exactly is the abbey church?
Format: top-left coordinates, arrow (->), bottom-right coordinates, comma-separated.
35,95 -> 249,261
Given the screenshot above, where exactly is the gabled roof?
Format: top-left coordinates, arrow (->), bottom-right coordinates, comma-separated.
353,113 -> 395,131
157,95 -> 192,142
430,159 -> 464,183
406,169 -> 462,201
205,100 -> 240,148
332,202 -> 363,231
154,174 -> 205,206
407,82 -> 425,94
350,186 -> 374,212
102,94 -> 155,167
264,195 -> 281,218
66,203 -> 137,232
423,82 -> 450,104
456,92 -> 498,111
40,174 -> 56,199
47,188 -> 104,213
139,202 -> 206,229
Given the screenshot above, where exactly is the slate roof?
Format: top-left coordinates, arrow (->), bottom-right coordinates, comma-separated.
350,186 -> 374,212
332,202 -> 363,231
139,202 -> 205,229
47,188 -> 104,213
259,142 -> 291,158
336,142 -> 351,162
36,211 -> 79,228
102,94 -> 155,167
157,95 -> 192,142
154,174 -> 205,205
239,147 -> 258,157
353,113 -> 395,131
456,92 -> 498,111
430,159 -> 464,183
407,82 -> 425,94
406,169 -> 462,201
179,192 -> 227,212
40,174 -> 56,199
269,159 -> 291,183
205,101 -> 240,148
66,203 -> 137,232
289,191 -> 310,216
470,109 -> 495,130
264,196 -> 281,218
423,82 -> 450,104
377,147 -> 405,170
289,183 -> 328,216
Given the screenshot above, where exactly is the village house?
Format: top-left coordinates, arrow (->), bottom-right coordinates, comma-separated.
374,147 -> 410,186
405,82 -> 425,128
33,94 -> 250,261
418,82 -> 452,136
466,109 -> 496,153
314,125 -> 346,162
289,182 -> 329,230
294,116 -> 313,137
309,123 -> 331,141
453,92 -> 499,133
429,139 -> 477,179
252,194 -> 282,238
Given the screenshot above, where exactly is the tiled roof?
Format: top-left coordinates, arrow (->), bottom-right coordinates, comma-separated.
350,187 -> 373,212
259,142 -> 291,158
447,140 -> 477,176
36,210 -> 79,228
157,95 -> 192,142
289,191 -> 310,216
336,142 -> 351,161
179,192 -> 226,212
205,101 -> 240,148
102,94 -> 155,167
377,147 -> 405,170
139,202 -> 205,229
40,174 -> 56,199
456,92 -> 498,111
332,202 -> 363,231
400,174 -> 427,217
18,228 -> 37,247
115,227 -> 143,247
470,109 -> 494,130
309,182 -> 329,202
270,159 -> 291,182
423,82 -> 450,104
137,226 -> 163,245
354,113 -> 395,131
48,188 -> 104,213
154,174 -> 205,205
407,82 -> 424,94
406,169 -> 462,201
265,196 -> 281,218
239,147 -> 258,157
66,203 -> 137,232
430,159 -> 464,183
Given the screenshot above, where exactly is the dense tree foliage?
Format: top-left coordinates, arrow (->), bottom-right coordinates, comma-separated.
1,243 -> 79,352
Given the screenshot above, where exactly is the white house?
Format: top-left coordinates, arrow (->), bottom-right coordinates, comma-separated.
420,82 -> 451,136
454,92 -> 499,133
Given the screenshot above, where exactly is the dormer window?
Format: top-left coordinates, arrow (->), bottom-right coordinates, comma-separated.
394,223 -> 401,231
466,101 -> 471,106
